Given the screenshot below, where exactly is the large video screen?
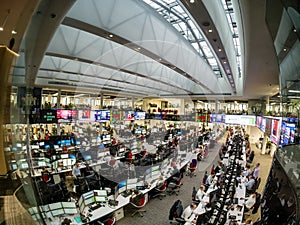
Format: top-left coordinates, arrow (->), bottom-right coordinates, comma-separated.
78,110 -> 91,121
210,114 -> 225,123
123,111 -> 135,121
134,112 -> 145,120
57,110 -> 77,123
265,118 -> 272,136
224,115 -> 255,126
280,122 -> 296,146
94,110 -> 110,122
270,118 -> 281,144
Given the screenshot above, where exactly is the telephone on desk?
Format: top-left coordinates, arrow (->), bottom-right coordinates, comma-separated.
122,189 -> 133,197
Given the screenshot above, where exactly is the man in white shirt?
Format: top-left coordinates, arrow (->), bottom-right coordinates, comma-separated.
182,202 -> 197,225
196,185 -> 209,204
244,193 -> 256,211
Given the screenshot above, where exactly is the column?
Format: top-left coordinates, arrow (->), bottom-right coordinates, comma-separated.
0,46 -> 18,175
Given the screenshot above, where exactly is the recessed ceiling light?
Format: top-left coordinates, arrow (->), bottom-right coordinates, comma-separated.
12,30 -> 17,34
293,28 -> 297,32
223,61 -> 227,64
190,0 -> 195,3
208,29 -> 213,33
283,48 -> 287,52
109,34 -> 113,38
218,48 -> 222,52
0,27 -> 3,31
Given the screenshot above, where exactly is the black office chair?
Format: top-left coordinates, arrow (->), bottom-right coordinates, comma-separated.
85,172 -> 101,190
130,193 -> 148,217
167,174 -> 183,196
169,199 -> 185,224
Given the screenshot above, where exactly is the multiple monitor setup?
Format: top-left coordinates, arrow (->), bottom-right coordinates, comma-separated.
28,201 -> 78,220
78,190 -> 108,213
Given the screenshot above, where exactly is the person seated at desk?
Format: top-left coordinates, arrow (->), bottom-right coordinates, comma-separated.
196,185 -> 209,205
243,193 -> 256,212
182,202 -> 197,225
61,218 -> 72,225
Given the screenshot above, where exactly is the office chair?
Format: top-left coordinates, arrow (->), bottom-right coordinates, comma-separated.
186,159 -> 197,177
152,181 -> 167,200
130,193 -> 148,217
41,171 -> 52,184
169,200 -> 185,224
167,175 -> 183,196
85,172 -> 101,190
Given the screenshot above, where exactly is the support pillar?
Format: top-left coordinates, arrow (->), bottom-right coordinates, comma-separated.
0,46 -> 19,175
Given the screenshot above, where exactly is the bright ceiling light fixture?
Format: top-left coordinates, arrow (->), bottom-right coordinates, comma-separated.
288,90 -> 300,93
190,0 -> 195,3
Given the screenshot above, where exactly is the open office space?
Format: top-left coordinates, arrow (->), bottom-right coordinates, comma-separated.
0,0 -> 300,225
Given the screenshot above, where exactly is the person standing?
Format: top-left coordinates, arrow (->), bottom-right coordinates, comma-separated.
252,163 -> 260,179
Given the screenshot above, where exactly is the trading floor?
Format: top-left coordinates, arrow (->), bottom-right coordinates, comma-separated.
116,128 -> 273,225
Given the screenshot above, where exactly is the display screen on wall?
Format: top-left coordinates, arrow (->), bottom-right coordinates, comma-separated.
57,110 -> 77,123
123,111 -> 135,121
196,113 -> 209,122
78,110 -> 91,121
270,118 -> 281,144
224,115 -> 255,126
134,112 -> 145,120
210,114 -> 225,123
280,122 -> 296,146
94,110 -> 110,122
265,118 -> 272,136
111,110 -> 121,122
40,110 -> 58,123
256,116 -> 266,132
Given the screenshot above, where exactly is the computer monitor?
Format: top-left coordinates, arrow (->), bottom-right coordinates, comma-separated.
53,145 -> 59,149
65,140 -> 71,146
95,196 -> 108,203
117,180 -> 127,194
31,145 -> 39,150
39,142 -> 45,146
64,208 -> 78,214
94,190 -> 108,197
62,202 -> 76,208
82,190 -> 94,199
151,165 -> 160,172
79,202 -> 85,213
60,154 -> 69,159
84,196 -> 95,206
51,208 -> 64,217
78,196 -> 84,208
38,161 -> 46,167
11,164 -> 18,170
44,145 -> 50,149
49,202 -> 62,210
16,143 -> 22,148
127,178 -> 138,190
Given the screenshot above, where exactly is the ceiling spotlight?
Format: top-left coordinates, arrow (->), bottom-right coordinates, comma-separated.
190,0 -> 195,3
109,34 -> 114,38
283,48 -> 287,52
218,48 -> 222,52
293,28 -> 297,32
12,30 -> 17,34
0,27 -> 3,31
223,61 -> 227,64
208,29 -> 213,33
